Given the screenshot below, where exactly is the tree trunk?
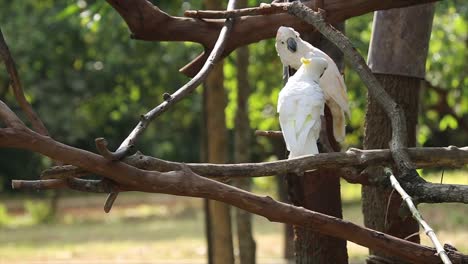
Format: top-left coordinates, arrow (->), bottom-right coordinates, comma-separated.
285,23 -> 348,264
363,4 -> 435,264
203,0 -> 234,259
233,0 -> 256,260
204,61 -> 234,264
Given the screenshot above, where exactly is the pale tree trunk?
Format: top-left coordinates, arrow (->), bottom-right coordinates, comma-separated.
203,1 -> 235,262
363,4 -> 435,264
285,23 -> 348,264
232,0 -> 256,263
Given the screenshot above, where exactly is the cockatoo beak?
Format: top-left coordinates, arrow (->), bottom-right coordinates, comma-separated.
287,37 -> 297,52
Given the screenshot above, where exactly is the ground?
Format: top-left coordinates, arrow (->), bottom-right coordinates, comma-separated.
0,170 -> 466,263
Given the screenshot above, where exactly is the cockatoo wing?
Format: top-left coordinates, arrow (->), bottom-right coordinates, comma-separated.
308,44 -> 350,117
278,81 -> 324,157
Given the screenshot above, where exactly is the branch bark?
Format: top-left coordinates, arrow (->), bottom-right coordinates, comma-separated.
105,0 -> 438,77
39,147 -> 468,180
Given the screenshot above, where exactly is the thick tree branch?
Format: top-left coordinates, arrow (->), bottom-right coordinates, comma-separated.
105,0 -> 438,77
24,144 -> 468,204
39,147 -> 468,180
2,125 -> 466,263
386,168 -> 452,264
0,28 -> 49,136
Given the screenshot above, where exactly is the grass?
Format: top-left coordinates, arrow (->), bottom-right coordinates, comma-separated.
0,170 -> 466,263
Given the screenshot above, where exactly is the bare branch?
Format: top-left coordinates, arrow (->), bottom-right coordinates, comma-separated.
105,0 -> 438,77
386,168 -> 452,264
40,146 -> 468,180
113,0 -> 237,156
402,180 -> 468,204
0,100 -> 25,129
0,28 -> 49,136
12,179 -> 67,190
12,178 -> 125,193
255,130 -> 284,139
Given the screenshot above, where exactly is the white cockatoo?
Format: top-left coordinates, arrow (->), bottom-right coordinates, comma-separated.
277,55 -> 327,158
275,26 -> 350,143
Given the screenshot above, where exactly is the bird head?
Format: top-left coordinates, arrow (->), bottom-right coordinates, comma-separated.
275,26 -> 301,67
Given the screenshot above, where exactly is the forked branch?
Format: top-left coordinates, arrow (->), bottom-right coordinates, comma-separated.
386,168 -> 452,264
105,0 -> 438,77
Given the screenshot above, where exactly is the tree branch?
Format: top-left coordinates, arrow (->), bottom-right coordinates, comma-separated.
3,126 -> 466,263
0,28 -> 49,136
23,141 -> 468,204
386,168 -> 452,264
105,0 -> 438,77
112,0 -> 237,156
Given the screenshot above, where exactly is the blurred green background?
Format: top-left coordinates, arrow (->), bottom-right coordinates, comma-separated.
0,0 -> 466,263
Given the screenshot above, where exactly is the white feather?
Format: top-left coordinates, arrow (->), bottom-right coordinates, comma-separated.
277,57 -> 326,159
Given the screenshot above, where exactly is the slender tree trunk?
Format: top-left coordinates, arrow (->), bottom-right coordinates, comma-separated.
233,0 -> 256,261
285,23 -> 348,264
363,4 -> 435,264
233,30 -> 256,264
204,60 -> 235,264
203,1 -> 235,260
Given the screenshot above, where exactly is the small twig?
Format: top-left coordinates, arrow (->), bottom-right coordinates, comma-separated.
12,179 -> 68,190
12,178 -> 128,194
104,192 -> 119,213
255,130 -> 284,139
0,28 -> 49,136
384,188 -> 395,231
385,168 -> 452,264
404,232 -> 421,241
95,137 -> 132,161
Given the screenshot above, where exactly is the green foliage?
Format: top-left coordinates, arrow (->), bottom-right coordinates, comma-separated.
0,204 -> 11,227
420,0 -> 467,146
24,200 -> 55,224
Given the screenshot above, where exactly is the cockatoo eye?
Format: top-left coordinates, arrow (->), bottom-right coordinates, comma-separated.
281,41 -> 285,44
286,37 -> 297,52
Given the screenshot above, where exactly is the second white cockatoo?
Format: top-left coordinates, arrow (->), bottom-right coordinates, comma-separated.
275,26 -> 350,143
278,55 -> 327,158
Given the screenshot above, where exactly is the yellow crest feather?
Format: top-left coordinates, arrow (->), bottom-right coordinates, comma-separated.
301,57 -> 311,65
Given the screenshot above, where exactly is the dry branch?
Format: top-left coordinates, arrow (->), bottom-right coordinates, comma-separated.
39,147 -> 468,179
24,146 -> 468,204
112,0 -> 237,156
0,28 -> 49,136
1,123 -> 466,263
105,0 -> 438,77
386,168 -> 452,264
